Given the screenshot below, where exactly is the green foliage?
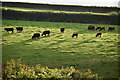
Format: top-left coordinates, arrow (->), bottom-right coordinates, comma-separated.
3,59 -> 99,79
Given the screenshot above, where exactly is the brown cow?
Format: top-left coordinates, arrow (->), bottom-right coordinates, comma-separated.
16,27 -> 23,32
32,33 -> 40,39
108,27 -> 115,31
4,28 -> 14,33
96,33 -> 102,37
72,33 -> 78,38
88,25 -> 95,31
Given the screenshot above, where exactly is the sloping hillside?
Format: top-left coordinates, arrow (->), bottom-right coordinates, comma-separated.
2,2 -> 119,13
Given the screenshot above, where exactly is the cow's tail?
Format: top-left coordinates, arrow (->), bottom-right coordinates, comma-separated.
72,35 -> 74,38
12,30 -> 14,33
96,35 -> 97,37
42,34 -> 43,36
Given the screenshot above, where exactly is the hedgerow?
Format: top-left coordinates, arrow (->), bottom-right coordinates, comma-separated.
2,59 -> 100,79
2,9 -> 119,25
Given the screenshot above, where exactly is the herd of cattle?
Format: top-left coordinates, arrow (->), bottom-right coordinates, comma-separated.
88,25 -> 115,37
88,25 -> 115,31
4,25 -> 115,39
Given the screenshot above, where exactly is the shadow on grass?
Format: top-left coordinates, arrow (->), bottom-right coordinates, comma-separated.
2,32 -> 15,36
77,37 -> 95,44
3,32 -> 63,47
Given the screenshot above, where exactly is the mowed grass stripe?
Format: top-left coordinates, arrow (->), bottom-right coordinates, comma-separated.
1,7 -> 119,16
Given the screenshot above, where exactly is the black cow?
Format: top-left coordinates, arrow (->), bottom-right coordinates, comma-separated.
72,33 -> 78,38
4,28 -> 14,33
108,27 -> 115,31
96,27 -> 105,31
60,28 -> 65,33
96,33 -> 102,37
16,27 -> 23,32
32,33 -> 40,39
99,27 -> 105,31
88,25 -> 95,30
42,30 -> 50,36
96,27 -> 101,31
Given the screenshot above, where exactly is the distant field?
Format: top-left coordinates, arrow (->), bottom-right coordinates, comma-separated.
2,20 -> 119,78
1,7 -> 119,16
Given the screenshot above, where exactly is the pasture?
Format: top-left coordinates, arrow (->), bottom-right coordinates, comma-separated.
2,20 -> 119,78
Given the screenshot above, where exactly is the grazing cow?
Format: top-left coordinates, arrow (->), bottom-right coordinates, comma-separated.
96,33 -> 102,37
16,27 -> 23,32
72,33 -> 78,38
42,30 -> 50,36
108,27 -> 115,31
96,27 -> 105,31
32,33 -> 40,39
60,28 -> 65,33
4,28 -> 14,33
99,27 -> 105,31
96,27 -> 101,31
88,25 -> 95,30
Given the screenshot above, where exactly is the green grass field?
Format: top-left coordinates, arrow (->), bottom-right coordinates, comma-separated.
2,20 -> 119,78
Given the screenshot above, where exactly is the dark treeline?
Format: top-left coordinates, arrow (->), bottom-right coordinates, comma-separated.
2,10 -> 119,25
2,2 -> 119,13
